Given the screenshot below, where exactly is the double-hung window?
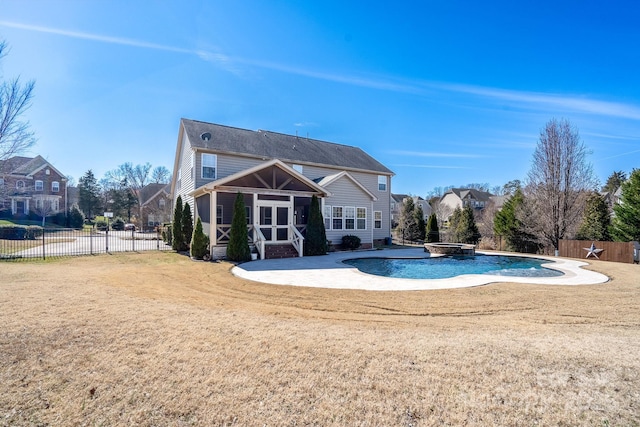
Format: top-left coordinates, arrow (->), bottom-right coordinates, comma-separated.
52,181 -> 60,192
202,153 -> 217,179
345,207 -> 355,230
35,180 -> 43,191
374,211 -> 382,229
332,206 -> 343,230
356,208 -> 367,230
378,175 -> 387,191
323,206 -> 331,230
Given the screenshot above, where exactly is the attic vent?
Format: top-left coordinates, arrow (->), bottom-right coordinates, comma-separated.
200,132 -> 212,141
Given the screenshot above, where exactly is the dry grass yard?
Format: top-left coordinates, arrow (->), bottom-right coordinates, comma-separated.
1,253 -> 639,426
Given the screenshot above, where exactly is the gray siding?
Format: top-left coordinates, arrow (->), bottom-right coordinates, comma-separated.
174,129 -> 195,212
323,177 -> 374,244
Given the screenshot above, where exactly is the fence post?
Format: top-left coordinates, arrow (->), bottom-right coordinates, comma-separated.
90,228 -> 93,255
132,228 -> 135,252
157,228 -> 160,250
42,227 -> 46,260
106,228 -> 109,253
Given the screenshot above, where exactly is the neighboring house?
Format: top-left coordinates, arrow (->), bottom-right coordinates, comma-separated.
139,183 -> 172,230
390,193 -> 410,226
391,193 -> 432,227
171,119 -> 394,258
0,155 -> 67,218
439,188 -> 493,219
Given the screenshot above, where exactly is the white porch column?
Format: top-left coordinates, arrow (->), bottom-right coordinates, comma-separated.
210,191 -> 217,246
24,199 -> 29,214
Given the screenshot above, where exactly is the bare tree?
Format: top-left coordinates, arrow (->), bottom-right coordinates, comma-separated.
117,162 -> 152,226
151,165 -> 171,184
524,118 -> 597,251
0,41 -> 36,166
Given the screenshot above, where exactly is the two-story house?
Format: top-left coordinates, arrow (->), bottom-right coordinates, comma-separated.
0,155 -> 67,219
438,188 -> 493,221
171,119 -> 394,259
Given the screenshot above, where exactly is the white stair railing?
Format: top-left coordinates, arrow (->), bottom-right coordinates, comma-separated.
290,225 -> 305,257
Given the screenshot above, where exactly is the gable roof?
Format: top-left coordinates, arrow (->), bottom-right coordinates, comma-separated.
140,183 -> 171,206
180,119 -> 394,175
0,155 -> 67,179
314,171 -> 377,201
191,159 -> 329,198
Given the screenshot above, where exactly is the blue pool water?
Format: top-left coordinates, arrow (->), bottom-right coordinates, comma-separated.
343,255 -> 564,279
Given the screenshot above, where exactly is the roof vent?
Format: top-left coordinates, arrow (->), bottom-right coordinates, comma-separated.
200,132 -> 211,141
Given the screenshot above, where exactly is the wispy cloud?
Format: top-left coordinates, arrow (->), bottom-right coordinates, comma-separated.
601,149 -> 640,160
390,150 -> 488,159
4,20 -> 640,121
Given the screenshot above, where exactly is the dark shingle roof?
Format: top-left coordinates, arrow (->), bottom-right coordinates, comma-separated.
182,119 -> 393,175
140,183 -> 170,205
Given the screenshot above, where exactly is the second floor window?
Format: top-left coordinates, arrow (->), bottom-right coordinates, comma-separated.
202,153 -> 217,179
378,175 -> 387,191
52,181 -> 60,192
35,180 -> 43,191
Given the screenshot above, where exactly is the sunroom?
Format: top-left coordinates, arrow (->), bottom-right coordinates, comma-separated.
190,159 -> 329,260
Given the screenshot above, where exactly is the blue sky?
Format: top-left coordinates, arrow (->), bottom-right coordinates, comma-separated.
1,0 -> 638,195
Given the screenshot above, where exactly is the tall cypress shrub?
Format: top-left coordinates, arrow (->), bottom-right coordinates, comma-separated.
172,196 -> 184,251
182,202 -> 193,250
304,195 -> 328,256
190,217 -> 210,259
426,213 -> 440,243
226,192 -> 251,262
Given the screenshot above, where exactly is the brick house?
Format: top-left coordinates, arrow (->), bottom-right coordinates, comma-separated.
0,155 -> 67,219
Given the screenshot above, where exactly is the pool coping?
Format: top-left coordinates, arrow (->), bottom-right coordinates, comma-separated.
231,248 -> 610,291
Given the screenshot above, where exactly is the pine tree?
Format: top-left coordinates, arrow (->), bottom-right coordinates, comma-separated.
304,195 -> 328,256
448,207 -> 463,242
399,197 -> 419,242
78,170 -> 101,219
172,196 -> 184,251
426,213 -> 440,243
611,169 -> 640,242
181,202 -> 193,250
455,205 -> 480,244
226,192 -> 251,262
190,217 -> 210,259
575,192 -> 611,241
494,188 -> 537,252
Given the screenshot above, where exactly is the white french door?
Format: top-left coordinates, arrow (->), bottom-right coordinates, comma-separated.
256,201 -> 292,243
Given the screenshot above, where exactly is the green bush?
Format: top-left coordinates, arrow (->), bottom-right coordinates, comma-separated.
0,225 -> 43,240
190,218 -> 210,260
95,220 -> 108,231
341,235 -> 361,250
182,202 -> 193,250
68,206 -> 85,229
172,196 -> 185,251
162,225 -> 173,245
303,195 -> 328,256
111,217 -> 125,230
226,192 -> 251,262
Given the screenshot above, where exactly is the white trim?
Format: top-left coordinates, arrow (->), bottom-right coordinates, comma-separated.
316,171 -> 378,201
201,153 -> 217,180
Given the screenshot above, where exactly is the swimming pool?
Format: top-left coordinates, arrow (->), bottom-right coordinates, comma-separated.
343,255 -> 564,279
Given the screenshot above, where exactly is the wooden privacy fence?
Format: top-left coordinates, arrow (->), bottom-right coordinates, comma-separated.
559,240 -> 637,264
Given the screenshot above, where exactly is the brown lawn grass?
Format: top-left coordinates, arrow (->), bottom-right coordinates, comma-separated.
1,252 -> 639,426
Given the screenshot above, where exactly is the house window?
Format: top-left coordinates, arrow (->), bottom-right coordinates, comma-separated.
323,205 -> 331,230
332,206 -> 343,230
356,207 -> 367,230
52,181 -> 60,192
53,199 -> 59,211
374,211 -> 382,229
16,180 -> 25,190
35,180 -> 43,191
292,164 -> 303,173
345,207 -> 355,230
245,206 -> 252,225
159,198 -> 166,209
378,176 -> 387,191
202,153 -> 217,180
216,205 -> 223,225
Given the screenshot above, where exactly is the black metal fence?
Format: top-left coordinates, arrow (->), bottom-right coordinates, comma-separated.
0,227 -> 172,261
